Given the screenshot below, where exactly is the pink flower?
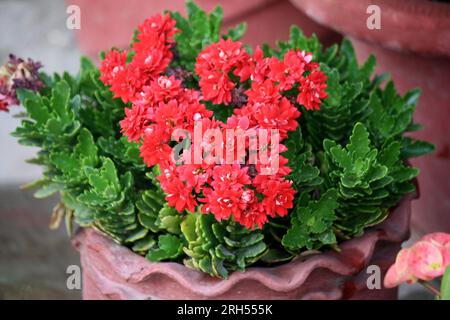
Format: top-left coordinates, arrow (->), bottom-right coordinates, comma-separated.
409,241 -> 445,281
384,248 -> 415,288
422,232 -> 450,266
384,232 -> 450,288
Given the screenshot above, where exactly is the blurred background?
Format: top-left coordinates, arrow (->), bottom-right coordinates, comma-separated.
1,0 -> 449,299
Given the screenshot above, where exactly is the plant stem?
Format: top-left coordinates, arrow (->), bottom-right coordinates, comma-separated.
418,280 -> 441,298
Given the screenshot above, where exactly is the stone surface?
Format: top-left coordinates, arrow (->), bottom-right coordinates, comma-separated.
0,187 -> 81,300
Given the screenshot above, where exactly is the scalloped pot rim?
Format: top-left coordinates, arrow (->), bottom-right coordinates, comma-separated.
72,192 -> 416,300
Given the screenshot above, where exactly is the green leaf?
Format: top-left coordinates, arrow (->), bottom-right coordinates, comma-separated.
347,123 -> 370,158
22,93 -> 50,125
441,266 -> 450,300
181,213 -> 197,242
146,234 -> 183,262
260,248 -> 293,264
323,67 -> 341,107
34,182 -> 62,199
209,6 -> 223,42
51,80 -> 71,122
223,23 -> 247,41
16,88 -> 38,105
379,141 -> 401,167
283,189 -> 338,250
359,54 -> 376,80
402,138 -> 435,158
74,128 -> 98,167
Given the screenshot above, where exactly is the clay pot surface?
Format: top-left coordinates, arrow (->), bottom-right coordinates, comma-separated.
289,0 -> 450,57
70,0 -> 340,57
291,0 -> 450,233
73,193 -> 416,300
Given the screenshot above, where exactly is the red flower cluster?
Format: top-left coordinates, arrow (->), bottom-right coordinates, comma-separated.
248,47 -> 327,111
99,13 -> 328,229
99,13 -> 177,103
195,39 -> 252,105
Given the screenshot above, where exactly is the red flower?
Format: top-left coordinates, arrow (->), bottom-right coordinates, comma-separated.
99,49 -> 128,86
154,99 -> 183,128
234,203 -> 268,230
198,72 -> 235,105
161,176 -> 197,212
298,50 -> 319,71
268,50 -> 305,90
210,164 -> 251,190
179,97 -> 213,128
297,70 -> 328,110
135,13 -> 178,46
134,46 -> 172,75
120,104 -> 151,142
106,12 -> 330,229
109,64 -> 144,103
253,97 -> 301,138
139,125 -> 172,167
195,39 -> 250,105
256,177 -> 296,218
177,164 -> 211,193
99,14 -> 177,104
142,75 -> 183,105
246,79 -> 280,104
200,187 -> 244,221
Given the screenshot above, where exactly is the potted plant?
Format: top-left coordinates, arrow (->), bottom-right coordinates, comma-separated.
2,1 -> 432,299
289,0 -> 450,234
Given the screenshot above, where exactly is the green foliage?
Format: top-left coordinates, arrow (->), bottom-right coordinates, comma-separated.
146,234 -> 183,262
181,213 -> 267,279
13,58 -> 146,245
280,27 -> 432,242
282,189 -> 339,251
137,189 -> 184,235
323,123 -> 418,236
284,128 -> 323,196
441,266 -> 450,300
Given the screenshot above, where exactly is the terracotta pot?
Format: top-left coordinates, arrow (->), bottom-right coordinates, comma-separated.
72,193 -> 416,300
290,0 -> 450,234
69,0 -> 340,57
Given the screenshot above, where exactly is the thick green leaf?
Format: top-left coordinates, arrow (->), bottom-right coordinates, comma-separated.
441,266 -> 450,300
